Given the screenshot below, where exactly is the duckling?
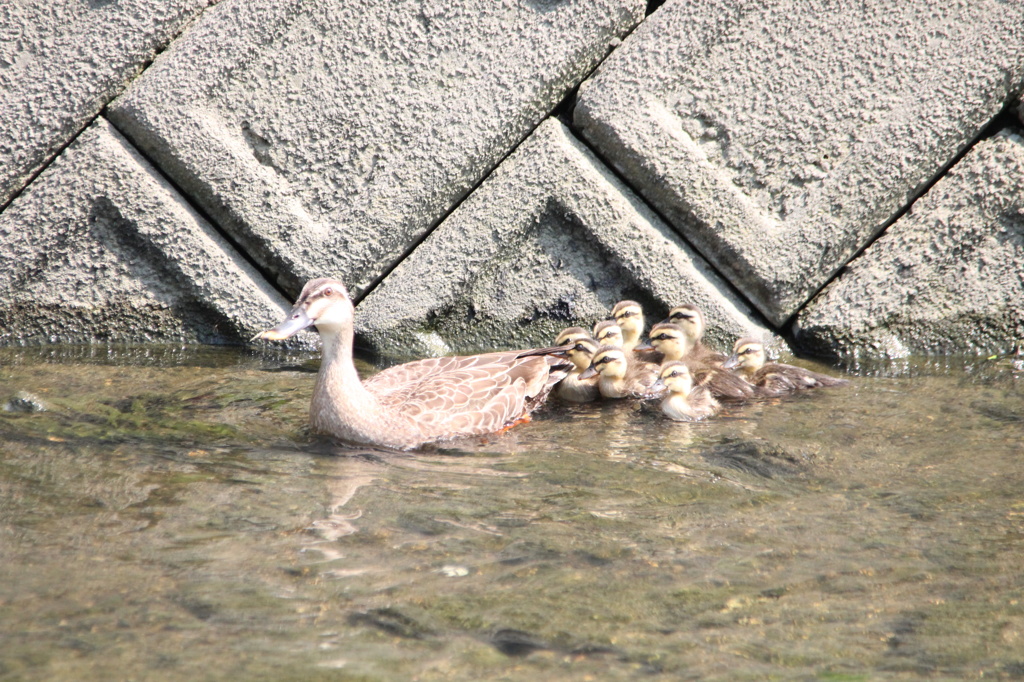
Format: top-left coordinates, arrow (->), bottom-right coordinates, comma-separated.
592,320 -> 624,348
662,304 -> 727,366
649,323 -> 758,401
554,326 -> 591,347
580,345 -> 663,399
723,338 -> 849,396
611,300 -> 645,352
255,278 -> 571,450
556,336 -> 601,403
654,361 -> 720,421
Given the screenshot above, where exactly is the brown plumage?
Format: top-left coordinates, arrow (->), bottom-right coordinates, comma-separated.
655,362 -> 720,421
649,322 -> 758,401
256,278 -> 570,450
662,304 -> 727,367
553,326 -> 591,346
724,338 -> 849,397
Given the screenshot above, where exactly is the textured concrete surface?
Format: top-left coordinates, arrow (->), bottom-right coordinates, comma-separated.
574,0 -> 1024,326
355,119 -> 776,358
0,0 -> 211,209
107,0 -> 645,300
0,119 -> 290,346
794,130 -> 1024,359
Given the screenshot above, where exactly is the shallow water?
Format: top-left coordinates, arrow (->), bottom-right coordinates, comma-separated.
1,345 -> 1022,680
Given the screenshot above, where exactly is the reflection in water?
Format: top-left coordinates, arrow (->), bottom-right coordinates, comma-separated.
0,346 -> 1022,679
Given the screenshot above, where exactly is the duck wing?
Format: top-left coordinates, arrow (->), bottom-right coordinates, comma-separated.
365,352 -> 568,441
694,367 -> 759,401
754,363 -> 848,396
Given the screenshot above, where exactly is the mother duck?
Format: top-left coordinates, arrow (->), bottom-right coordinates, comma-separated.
257,278 -> 570,450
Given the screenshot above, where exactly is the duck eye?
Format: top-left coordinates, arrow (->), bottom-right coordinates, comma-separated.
323,287 -> 333,297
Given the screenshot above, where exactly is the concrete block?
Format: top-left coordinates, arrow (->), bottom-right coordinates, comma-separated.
355,119 -> 776,358
107,0 -> 645,300
793,130 -> 1024,359
0,0 -> 210,209
574,0 -> 1024,326
0,119 -> 291,346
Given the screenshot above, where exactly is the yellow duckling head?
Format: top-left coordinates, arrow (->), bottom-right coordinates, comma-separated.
592,320 -> 624,348
554,326 -> 591,347
580,345 -> 629,380
656,361 -> 694,397
565,336 -> 599,372
611,300 -> 644,350
723,337 -> 767,376
648,322 -> 691,362
664,304 -> 707,345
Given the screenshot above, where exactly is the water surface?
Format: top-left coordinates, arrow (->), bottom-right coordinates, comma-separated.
1,345 -> 1022,680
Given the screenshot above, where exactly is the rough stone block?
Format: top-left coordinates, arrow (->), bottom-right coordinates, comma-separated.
0,119 -> 290,346
355,119 -> 776,358
0,0 -> 210,209
107,0 -> 645,300
574,0 -> 1024,326
793,130 -> 1024,359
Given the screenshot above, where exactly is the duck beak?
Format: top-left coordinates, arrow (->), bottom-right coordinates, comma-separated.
579,366 -> 598,380
722,354 -> 740,370
651,378 -> 665,392
253,306 -> 314,341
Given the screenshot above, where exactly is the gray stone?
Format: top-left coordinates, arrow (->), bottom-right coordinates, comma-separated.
107,0 -> 645,300
355,118 -> 777,358
0,119 -> 291,346
0,0 -> 210,209
574,0 -> 1024,326
793,130 -> 1024,360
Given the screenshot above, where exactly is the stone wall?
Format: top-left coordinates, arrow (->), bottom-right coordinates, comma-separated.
2,0 -> 1022,359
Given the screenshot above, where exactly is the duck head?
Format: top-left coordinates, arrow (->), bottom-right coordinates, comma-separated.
592,320 -> 624,348
611,300 -> 644,348
565,336 -> 599,372
554,326 -> 592,347
654,361 -> 694,396
648,322 -> 690,362
723,337 -> 766,375
256,278 -> 353,340
663,304 -> 706,344
579,345 -> 628,380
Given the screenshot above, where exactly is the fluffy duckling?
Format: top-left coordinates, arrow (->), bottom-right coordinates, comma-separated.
723,338 -> 849,396
592,320 -> 624,348
611,300 -> 645,352
580,345 -> 663,400
649,323 -> 758,401
556,336 -> 601,403
654,362 -> 720,421
662,304 -> 726,366
554,326 -> 591,347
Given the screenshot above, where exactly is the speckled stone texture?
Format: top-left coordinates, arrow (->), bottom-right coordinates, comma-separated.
0,0 -> 211,209
107,0 -> 645,300
0,119 -> 290,346
574,0 -> 1024,326
355,119 -> 777,358
793,129 -> 1024,359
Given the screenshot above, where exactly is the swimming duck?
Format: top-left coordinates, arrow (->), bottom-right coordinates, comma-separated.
662,304 -> 726,366
556,336 -> 601,403
723,338 -> 849,396
649,322 -> 758,401
654,361 -> 720,421
611,300 -> 645,352
256,278 -> 571,450
580,345 -> 663,399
